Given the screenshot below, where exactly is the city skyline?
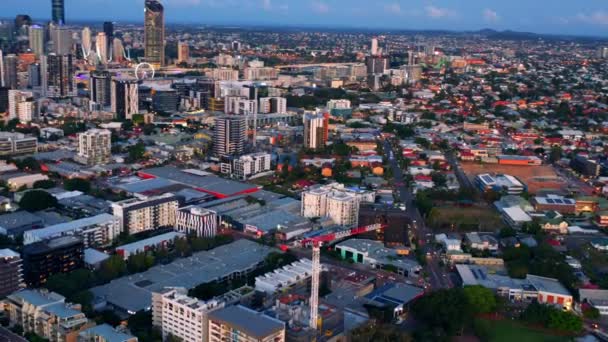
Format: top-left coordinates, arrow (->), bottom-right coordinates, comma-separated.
1,0 -> 608,37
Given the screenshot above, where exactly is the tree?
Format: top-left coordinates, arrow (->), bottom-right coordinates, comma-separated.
583,306 -> 601,320
64,178 -> 91,192
411,288 -> 472,336
549,146 -> 563,163
33,179 -> 56,189
498,227 -> 516,238
127,142 -> 146,163
14,157 -> 40,171
431,172 -> 447,188
463,285 -> 497,314
19,190 -> 58,211
99,255 -> 127,281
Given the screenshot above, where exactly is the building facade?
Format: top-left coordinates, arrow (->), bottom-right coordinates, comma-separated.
221,152 -> 272,180
213,116 -> 246,157
152,287 -> 224,342
8,90 -> 35,122
301,183 -> 375,227
303,112 -> 328,150
175,206 -> 218,238
111,193 -> 180,235
22,236 -> 84,286
6,290 -> 92,342
0,249 -> 23,298
208,305 -> 285,342
23,214 -> 121,248
111,78 -> 139,120
77,129 -> 111,165
144,0 -> 165,69
0,132 -> 37,156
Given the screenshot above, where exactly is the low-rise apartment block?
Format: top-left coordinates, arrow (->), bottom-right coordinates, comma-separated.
111,194 -> 180,235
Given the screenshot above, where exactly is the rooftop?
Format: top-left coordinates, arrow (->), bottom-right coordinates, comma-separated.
91,239 -> 274,313
208,305 -> 285,338
79,324 -> 136,342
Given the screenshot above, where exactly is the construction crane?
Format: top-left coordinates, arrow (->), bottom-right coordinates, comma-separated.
283,223 -> 387,331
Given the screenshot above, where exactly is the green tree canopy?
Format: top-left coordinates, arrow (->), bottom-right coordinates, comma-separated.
19,190 -> 58,211
64,178 -> 91,192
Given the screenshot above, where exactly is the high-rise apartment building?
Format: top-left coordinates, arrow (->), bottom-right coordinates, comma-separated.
77,129 -> 111,165
81,27 -> 92,58
28,63 -> 41,88
50,25 -> 72,55
47,54 -> 75,98
259,97 -> 287,114
90,70 -> 112,108
112,38 -> 125,64
303,112 -> 328,150
52,0 -> 65,25
213,116 -> 246,157
103,21 -> 114,47
371,37 -> 379,56
177,41 -> 189,64
0,249 -> 23,298
95,32 -> 108,64
0,87 -> 9,112
111,193 -> 180,235
224,96 -> 257,115
301,183 -> 375,227
175,206 -> 218,238
22,236 -> 84,286
144,0 -> 165,69
152,287 -> 225,342
3,54 -> 17,89
8,90 -> 35,122
28,25 -> 44,57
111,78 -> 139,119
208,305 -> 286,342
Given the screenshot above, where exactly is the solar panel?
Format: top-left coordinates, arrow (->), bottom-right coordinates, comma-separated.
546,199 -> 555,204
554,199 -> 563,204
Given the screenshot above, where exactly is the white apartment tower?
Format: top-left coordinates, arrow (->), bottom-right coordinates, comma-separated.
8,90 -> 35,123
152,288 -> 224,342
301,183 -> 375,227
175,207 -> 218,238
77,129 -> 111,165
303,112 -> 328,150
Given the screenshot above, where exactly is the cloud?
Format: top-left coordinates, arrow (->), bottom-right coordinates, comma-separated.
311,1 -> 329,14
483,8 -> 499,23
576,11 -> 608,26
425,5 -> 455,19
384,3 -> 401,15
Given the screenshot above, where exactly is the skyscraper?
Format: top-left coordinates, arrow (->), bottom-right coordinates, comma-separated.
213,116 -> 246,157
3,54 -> 18,90
144,0 -> 165,69
51,0 -> 65,25
303,112 -> 328,150
103,22 -> 114,43
177,41 -> 189,64
371,37 -> 378,56
47,54 -> 75,98
95,32 -> 108,64
90,70 -> 112,108
111,78 -> 139,120
112,38 -> 125,63
81,27 -> 92,59
50,25 -> 72,55
28,25 -> 44,57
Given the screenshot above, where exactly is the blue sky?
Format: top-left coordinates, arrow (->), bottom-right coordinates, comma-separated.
3,0 -> 608,36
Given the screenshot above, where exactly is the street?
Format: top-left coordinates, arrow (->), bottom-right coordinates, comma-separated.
383,140 -> 453,290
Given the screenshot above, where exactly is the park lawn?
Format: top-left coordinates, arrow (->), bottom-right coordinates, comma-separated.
427,206 -> 504,232
479,319 -> 572,342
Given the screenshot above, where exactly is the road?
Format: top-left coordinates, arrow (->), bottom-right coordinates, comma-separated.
552,165 -> 595,196
383,140 -> 453,290
446,151 -> 475,193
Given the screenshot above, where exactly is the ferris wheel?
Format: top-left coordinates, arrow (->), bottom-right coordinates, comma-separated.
134,62 -> 155,80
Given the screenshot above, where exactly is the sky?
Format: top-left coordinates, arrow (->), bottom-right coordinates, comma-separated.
3,0 -> 608,37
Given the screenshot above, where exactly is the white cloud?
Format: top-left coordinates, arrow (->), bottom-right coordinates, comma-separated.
576,11 -> 608,26
384,3 -> 401,15
261,0 -> 288,12
311,1 -> 329,14
483,8 -> 499,23
425,5 -> 455,19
